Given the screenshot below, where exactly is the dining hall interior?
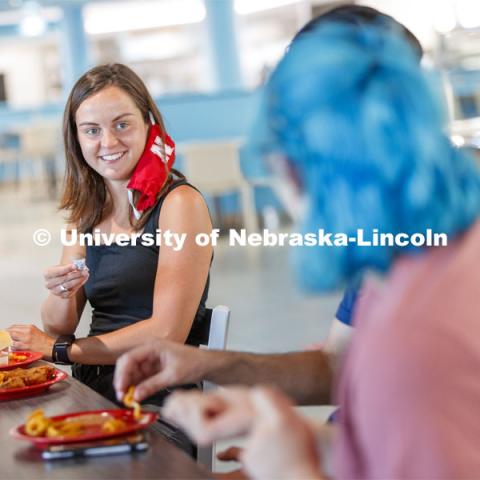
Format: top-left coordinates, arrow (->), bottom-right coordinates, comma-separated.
0,0 -> 480,478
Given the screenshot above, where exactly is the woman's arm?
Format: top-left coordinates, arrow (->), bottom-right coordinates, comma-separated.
41,229 -> 88,337
8,231 -> 89,358
68,186 -> 213,364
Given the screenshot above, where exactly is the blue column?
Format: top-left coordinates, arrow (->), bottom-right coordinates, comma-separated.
60,4 -> 91,97
204,0 -> 243,91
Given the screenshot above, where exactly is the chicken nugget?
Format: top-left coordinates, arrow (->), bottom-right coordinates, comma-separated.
1,376 -> 26,389
23,366 -> 55,386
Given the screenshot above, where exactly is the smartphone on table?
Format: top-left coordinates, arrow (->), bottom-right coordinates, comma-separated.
40,433 -> 149,460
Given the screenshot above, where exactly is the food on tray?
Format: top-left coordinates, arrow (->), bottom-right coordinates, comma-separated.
23,409 -> 134,439
25,410 -> 85,438
0,331 -> 13,366
123,385 -> 141,420
47,421 -> 85,438
8,352 -> 28,363
25,410 -> 52,437
0,330 -> 12,350
101,417 -> 128,433
0,365 -> 56,389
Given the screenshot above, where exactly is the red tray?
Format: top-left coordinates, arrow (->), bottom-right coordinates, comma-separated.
11,409 -> 158,445
0,351 -> 43,370
0,369 -> 67,400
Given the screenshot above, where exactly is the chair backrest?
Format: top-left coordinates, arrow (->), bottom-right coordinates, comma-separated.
142,306 -> 230,471
179,141 -> 245,195
197,305 -> 230,471
206,305 -> 230,350
20,122 -> 61,158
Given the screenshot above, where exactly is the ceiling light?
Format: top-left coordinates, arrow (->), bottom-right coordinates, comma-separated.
85,0 -> 206,35
19,1 -> 46,37
456,0 -> 480,29
235,0 -> 302,15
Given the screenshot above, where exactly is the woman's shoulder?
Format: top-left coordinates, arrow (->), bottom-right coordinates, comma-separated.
163,183 -> 205,208
161,184 -> 209,221
142,178 -> 210,234
159,184 -> 210,229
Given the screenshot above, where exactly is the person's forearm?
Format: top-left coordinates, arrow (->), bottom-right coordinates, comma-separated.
68,318 -> 186,365
41,295 -> 80,336
203,350 -> 333,405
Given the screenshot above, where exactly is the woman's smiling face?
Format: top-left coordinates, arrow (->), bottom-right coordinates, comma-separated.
75,85 -> 149,183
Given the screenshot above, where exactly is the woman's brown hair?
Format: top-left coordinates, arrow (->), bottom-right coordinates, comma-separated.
60,63 -> 182,233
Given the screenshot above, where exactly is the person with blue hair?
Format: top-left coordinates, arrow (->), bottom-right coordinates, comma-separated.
145,14 -> 480,480
113,4 -> 424,407
287,3 -> 424,373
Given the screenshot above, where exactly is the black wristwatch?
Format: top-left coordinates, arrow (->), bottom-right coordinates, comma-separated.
52,335 -> 75,365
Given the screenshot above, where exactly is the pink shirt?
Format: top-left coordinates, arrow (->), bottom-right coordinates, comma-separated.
335,221 -> 480,479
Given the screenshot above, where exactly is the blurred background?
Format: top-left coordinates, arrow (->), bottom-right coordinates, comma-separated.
0,0 -> 479,369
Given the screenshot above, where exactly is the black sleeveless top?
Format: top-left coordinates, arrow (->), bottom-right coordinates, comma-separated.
83,179 -> 210,344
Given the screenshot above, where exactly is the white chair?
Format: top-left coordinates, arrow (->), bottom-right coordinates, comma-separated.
204,305 -> 231,351
197,305 -> 231,471
0,134 -> 20,188
178,140 -> 259,232
141,306 -> 230,468
19,120 -> 62,198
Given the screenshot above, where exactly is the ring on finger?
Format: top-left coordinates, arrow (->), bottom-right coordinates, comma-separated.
59,284 -> 68,293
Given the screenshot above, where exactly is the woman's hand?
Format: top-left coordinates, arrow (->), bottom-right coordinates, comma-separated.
7,325 -> 55,360
43,263 -> 89,299
241,387 -> 324,480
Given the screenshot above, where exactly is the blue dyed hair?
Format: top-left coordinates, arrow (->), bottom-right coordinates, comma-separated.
257,22 -> 480,291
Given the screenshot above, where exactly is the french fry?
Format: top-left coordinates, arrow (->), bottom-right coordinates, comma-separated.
25,410 -> 51,437
9,353 -> 28,363
123,385 -> 141,420
46,421 -> 85,438
101,418 -> 127,433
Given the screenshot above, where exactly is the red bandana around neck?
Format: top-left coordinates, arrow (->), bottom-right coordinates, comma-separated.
127,120 -> 176,218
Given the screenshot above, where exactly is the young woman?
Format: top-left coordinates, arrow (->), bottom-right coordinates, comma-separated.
8,64 -> 213,417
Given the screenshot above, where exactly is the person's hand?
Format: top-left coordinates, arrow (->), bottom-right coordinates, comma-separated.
7,324 -> 55,360
241,387 -> 324,480
163,387 -> 255,445
214,446 -> 248,480
217,445 -> 243,463
114,339 -> 208,402
43,263 -> 89,299
213,468 -> 248,480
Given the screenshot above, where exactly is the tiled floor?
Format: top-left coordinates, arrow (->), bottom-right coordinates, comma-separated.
0,184 -> 339,472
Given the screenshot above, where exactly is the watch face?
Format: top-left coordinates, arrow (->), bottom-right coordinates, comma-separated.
53,336 -> 74,365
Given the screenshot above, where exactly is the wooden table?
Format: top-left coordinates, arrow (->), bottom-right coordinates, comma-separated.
0,363 -> 210,479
